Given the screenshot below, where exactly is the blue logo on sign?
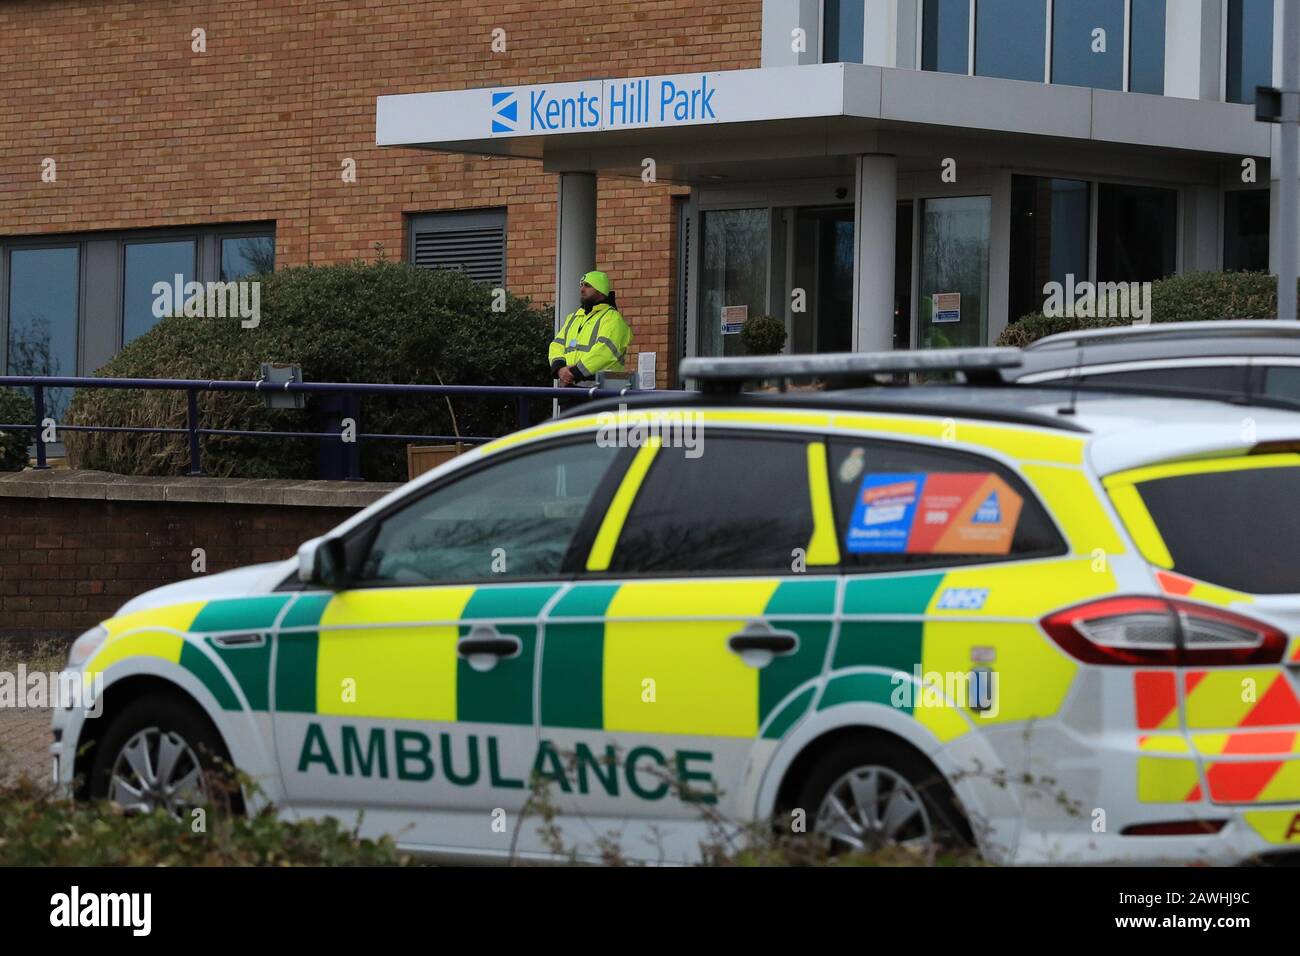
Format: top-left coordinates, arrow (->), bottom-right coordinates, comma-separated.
492,91 -> 518,133
973,491 -> 1000,524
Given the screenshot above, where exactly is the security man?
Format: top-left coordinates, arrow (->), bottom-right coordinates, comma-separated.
549,270 -> 631,386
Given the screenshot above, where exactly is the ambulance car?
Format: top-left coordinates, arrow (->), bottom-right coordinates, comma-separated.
51,349 -> 1300,864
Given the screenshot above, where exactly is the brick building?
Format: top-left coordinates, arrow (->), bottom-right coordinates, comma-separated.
0,1 -> 1291,403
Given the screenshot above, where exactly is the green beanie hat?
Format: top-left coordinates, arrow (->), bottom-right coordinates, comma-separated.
580,270 -> 611,296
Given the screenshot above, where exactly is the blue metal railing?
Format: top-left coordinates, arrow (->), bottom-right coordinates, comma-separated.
0,375 -> 647,480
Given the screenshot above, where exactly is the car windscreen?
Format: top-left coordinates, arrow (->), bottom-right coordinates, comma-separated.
1133,463 -> 1300,594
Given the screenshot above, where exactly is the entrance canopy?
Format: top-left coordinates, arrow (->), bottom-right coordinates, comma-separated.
376,63 -> 1270,362
377,63 -> 1266,184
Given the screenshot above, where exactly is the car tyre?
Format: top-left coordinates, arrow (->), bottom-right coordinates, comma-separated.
87,693 -> 243,817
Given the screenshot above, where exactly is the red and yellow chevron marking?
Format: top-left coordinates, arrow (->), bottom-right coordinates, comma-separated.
1137,756 -> 1201,803
1243,810 -> 1300,844
1154,570 -> 1254,608
1183,670 -> 1300,729
1204,760 -> 1300,803
1289,636 -> 1300,663
1134,671 -> 1179,730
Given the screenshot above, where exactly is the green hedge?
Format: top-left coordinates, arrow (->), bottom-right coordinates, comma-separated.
998,271 -> 1287,347
0,388 -> 35,472
64,261 -> 553,481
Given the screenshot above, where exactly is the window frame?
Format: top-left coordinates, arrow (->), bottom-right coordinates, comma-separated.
587,427 -> 841,582
825,434 -> 1070,575
337,433 -> 634,590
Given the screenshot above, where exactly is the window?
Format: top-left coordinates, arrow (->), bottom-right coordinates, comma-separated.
1226,0 -> 1274,105
975,0 -> 1047,82
606,435 -> 816,575
221,235 -> 276,280
1009,177 -> 1090,324
1263,366 -> 1300,404
922,0 -> 971,74
1134,464 -> 1300,594
408,209 -> 506,287
1129,0 -> 1167,94
1096,183 -> 1177,283
823,0 -> 864,64
1051,0 -> 1125,90
698,208 -> 769,358
123,240 -> 195,346
1081,364 -> 1249,398
0,224 -> 274,387
357,439 -> 620,585
5,247 -> 79,420
918,195 -> 990,348
1223,190 -> 1270,272
828,438 -> 1066,572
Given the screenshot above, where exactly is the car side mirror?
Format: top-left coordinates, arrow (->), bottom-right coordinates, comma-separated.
297,535 -> 350,590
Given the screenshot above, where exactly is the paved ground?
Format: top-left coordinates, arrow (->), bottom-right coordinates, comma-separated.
0,708 -> 53,786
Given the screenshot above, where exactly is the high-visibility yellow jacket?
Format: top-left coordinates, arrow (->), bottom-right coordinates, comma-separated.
548,302 -> 631,382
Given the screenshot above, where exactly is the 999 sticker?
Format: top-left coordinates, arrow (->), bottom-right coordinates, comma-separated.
845,472 -> 1024,554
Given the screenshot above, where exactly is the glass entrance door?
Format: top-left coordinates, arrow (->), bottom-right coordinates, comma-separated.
790,206 -> 855,354
917,196 -> 991,349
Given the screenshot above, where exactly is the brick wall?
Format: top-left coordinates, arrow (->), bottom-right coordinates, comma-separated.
0,496 -> 353,641
0,0 -> 763,386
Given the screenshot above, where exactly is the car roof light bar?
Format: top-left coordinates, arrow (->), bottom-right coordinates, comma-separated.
680,348 -> 1023,393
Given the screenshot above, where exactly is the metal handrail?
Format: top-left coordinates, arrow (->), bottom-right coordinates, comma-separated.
0,374 -> 650,480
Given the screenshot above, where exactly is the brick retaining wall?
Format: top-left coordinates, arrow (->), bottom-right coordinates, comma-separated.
0,471 -> 398,642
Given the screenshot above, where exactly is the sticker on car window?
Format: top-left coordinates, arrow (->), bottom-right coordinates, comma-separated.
845,472 -> 1024,554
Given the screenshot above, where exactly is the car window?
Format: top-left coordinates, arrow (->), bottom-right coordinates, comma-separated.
606,434 -> 816,575
1262,365 -> 1300,405
1133,462 -> 1300,594
827,438 -> 1065,572
1082,364 -> 1247,397
356,439 -> 620,585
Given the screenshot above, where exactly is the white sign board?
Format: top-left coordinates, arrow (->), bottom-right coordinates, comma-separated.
377,66 -> 847,146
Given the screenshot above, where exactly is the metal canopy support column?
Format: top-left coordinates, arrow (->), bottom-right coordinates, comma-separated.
555,172 -> 598,334
852,154 -> 897,353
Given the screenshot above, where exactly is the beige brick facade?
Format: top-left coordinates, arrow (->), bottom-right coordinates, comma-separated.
0,0 -> 763,385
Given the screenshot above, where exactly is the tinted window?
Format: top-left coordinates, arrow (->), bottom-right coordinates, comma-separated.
1051,0 -> 1125,90
829,438 -> 1065,571
922,0 -> 970,74
6,247 -> 79,420
1129,0 -> 1167,94
358,440 -> 619,584
1226,0 -> 1274,105
1135,465 -> 1300,593
1009,176 -> 1090,324
823,0 -> 864,64
1224,190 -> 1270,272
975,0 -> 1046,82
1082,364 -> 1248,397
1263,366 -> 1300,404
607,435 -> 814,574
220,236 -> 275,280
123,240 -> 195,345
1096,183 -> 1177,283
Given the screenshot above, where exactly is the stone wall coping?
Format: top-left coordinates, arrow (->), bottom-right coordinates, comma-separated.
0,470 -> 401,508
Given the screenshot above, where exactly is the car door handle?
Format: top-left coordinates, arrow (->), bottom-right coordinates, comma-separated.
457,626 -> 521,672
727,622 -> 799,668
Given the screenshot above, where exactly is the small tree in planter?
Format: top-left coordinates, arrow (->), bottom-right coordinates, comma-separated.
739,314 -> 788,355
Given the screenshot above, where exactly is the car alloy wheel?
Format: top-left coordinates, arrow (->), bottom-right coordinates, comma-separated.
814,764 -> 935,860
108,726 -> 208,817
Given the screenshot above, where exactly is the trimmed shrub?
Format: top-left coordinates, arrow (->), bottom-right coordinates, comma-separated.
63,261 -> 553,481
998,270 -> 1289,347
740,314 -> 789,355
0,389 -> 35,472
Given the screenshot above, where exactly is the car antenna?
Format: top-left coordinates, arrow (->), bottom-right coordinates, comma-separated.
1058,343 -> 1084,416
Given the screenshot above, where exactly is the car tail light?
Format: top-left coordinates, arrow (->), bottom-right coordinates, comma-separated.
1041,596 -> 1286,666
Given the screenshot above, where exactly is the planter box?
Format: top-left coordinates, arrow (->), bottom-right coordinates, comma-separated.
407,442 -> 466,480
